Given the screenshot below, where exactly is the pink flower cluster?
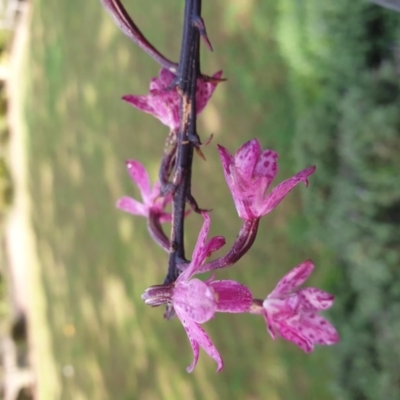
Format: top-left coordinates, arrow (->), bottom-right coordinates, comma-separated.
142,213 -> 338,372
116,68 -> 339,372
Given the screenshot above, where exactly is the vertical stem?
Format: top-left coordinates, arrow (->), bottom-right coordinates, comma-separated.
164,0 -> 202,285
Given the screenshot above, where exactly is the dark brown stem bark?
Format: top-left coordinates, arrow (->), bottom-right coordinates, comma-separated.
163,0 -> 202,285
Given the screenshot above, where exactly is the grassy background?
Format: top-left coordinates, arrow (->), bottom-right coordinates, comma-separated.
24,1 -> 337,399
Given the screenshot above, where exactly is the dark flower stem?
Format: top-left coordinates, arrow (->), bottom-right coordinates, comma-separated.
164,0 -> 202,285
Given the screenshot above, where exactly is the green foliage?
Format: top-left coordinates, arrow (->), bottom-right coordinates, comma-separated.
277,0 -> 400,397
327,65 -> 400,399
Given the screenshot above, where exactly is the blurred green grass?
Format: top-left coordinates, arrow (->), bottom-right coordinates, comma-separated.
25,1 -> 336,399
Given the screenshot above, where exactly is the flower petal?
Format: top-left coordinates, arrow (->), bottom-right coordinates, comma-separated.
203,236 -> 226,258
254,149 -> 278,187
151,181 -> 165,202
217,144 -> 234,178
275,321 -> 314,352
116,196 -> 148,217
148,89 -> 180,130
299,313 -> 339,346
125,160 -> 152,201
196,70 -> 223,113
263,295 -> 301,321
181,319 -> 200,373
262,311 -> 277,340
234,139 -> 261,180
269,260 -> 315,298
150,68 -> 175,90
180,212 -> 211,280
122,94 -> 155,115
258,166 -> 316,216
125,68 -> 221,132
298,288 -> 335,311
211,280 -> 253,313
158,212 -> 173,223
179,317 -> 223,373
173,279 -> 216,323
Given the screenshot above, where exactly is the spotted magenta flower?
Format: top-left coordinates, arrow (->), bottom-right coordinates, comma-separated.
217,139 -> 316,220
116,159 -> 172,222
122,68 -> 223,132
259,260 -> 339,352
142,212 -> 253,372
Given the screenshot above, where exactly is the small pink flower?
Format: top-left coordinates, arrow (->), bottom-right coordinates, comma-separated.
172,213 -> 253,372
123,68 -> 223,132
218,139 -> 315,220
142,212 -> 253,372
262,260 -> 339,352
116,159 -> 172,222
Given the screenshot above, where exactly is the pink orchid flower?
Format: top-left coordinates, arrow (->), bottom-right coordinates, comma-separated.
218,139 -> 316,220
116,159 -> 172,222
261,260 -> 339,352
142,212 -> 253,372
122,68 -> 223,132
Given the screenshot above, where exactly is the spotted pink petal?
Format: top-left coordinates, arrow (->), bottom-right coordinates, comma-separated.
275,322 -> 314,352
210,280 -> 253,313
178,314 -> 223,373
298,313 -> 339,346
269,260 -> 315,298
150,68 -> 175,90
116,196 -> 148,217
258,166 -> 316,216
254,149 -> 278,188
125,160 -> 152,201
234,139 -> 261,180
147,90 -> 180,129
297,288 -> 335,311
218,140 -> 315,220
196,71 -> 223,113
262,260 -> 339,352
173,279 -> 216,324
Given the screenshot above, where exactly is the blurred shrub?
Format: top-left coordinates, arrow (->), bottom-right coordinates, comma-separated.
277,0 -> 400,398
